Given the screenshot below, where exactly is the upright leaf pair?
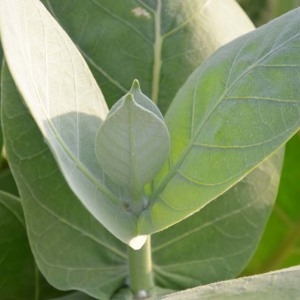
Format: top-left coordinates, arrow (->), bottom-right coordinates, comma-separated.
95,80 -> 170,215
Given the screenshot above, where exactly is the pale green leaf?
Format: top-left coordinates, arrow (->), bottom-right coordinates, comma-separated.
139,8 -> 300,235
152,148 -> 284,289
161,266 -> 300,300
0,191 -> 66,299
244,132 -> 300,275
0,0 -> 137,245
95,84 -> 170,205
43,0 -> 254,113
1,63 -> 127,299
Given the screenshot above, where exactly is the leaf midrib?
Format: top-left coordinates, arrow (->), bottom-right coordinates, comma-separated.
22,1 -> 121,207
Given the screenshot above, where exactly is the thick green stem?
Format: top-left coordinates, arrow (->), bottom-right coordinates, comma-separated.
127,236 -> 154,299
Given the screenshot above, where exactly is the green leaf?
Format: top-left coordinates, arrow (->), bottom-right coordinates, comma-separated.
95,80 -> 170,210
0,191 -> 66,299
1,63 -> 127,299
43,0 -> 254,114
0,0 -> 138,245
152,148 -> 284,289
244,132 -> 300,275
160,266 -> 300,300
139,7 -> 300,235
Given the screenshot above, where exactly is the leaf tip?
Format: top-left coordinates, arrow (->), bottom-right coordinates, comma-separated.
131,79 -> 141,92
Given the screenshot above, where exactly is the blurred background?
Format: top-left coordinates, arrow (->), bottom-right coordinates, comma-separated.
238,0 -> 300,26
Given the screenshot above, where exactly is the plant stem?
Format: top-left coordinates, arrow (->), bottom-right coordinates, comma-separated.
127,236 -> 154,299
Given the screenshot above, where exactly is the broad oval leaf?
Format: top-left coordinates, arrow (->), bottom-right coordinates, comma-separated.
1,64 -> 128,299
95,83 -> 170,204
0,0 -> 138,245
152,148 -> 284,290
139,8 -> 300,235
161,266 -> 300,300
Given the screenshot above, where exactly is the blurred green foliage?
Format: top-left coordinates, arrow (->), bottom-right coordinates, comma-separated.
238,0 -> 300,25
237,0 -> 268,24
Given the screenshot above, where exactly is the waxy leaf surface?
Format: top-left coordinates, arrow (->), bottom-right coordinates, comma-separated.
161,266 -> 300,300
95,89 -> 170,197
152,148 -> 284,289
1,64 -> 127,299
140,8 -> 300,234
0,0 -> 138,245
